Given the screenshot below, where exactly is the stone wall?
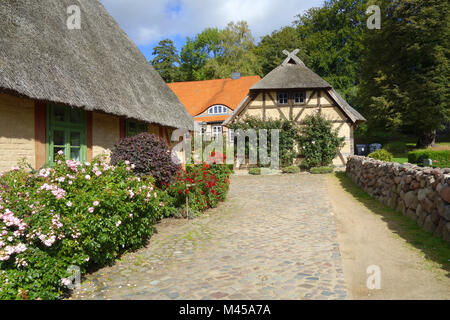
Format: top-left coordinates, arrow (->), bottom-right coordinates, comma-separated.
346,156 -> 450,242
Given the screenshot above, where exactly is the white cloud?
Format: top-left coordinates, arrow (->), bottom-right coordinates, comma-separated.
100,0 -> 323,46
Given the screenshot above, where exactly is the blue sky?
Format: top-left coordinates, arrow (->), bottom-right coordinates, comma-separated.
100,0 -> 324,61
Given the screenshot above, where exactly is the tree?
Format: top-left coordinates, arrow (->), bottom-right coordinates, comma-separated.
151,39 -> 180,83
202,21 -> 262,79
253,26 -> 305,76
294,0 -> 368,106
179,28 -> 221,81
359,0 -> 450,147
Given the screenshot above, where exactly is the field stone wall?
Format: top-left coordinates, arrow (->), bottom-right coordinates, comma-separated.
346,156 -> 450,242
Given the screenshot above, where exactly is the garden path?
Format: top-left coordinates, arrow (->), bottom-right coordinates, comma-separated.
71,174 -> 347,300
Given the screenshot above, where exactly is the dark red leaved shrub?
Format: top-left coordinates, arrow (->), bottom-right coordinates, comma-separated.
110,132 -> 181,186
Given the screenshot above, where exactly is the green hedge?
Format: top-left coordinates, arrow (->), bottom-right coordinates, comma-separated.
310,166 -> 334,174
249,168 -> 261,175
0,154 -> 174,300
281,166 -> 300,174
408,150 -> 450,168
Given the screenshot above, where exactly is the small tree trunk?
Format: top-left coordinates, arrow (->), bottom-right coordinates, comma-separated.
416,131 -> 436,149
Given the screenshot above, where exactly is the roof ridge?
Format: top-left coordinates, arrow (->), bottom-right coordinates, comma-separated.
168,75 -> 260,85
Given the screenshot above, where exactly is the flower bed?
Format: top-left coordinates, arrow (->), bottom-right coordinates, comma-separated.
168,163 -> 232,213
0,154 -> 174,300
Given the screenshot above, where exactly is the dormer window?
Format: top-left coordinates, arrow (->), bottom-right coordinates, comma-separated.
277,92 -> 289,105
294,92 -> 305,104
208,105 -> 229,115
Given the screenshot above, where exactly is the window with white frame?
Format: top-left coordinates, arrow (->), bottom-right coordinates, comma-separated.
294,91 -> 305,104
208,105 -> 229,115
277,92 -> 289,104
212,125 -> 222,136
227,129 -> 235,142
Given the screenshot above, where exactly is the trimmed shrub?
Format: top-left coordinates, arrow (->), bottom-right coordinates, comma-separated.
0,154 -> 172,300
168,163 -> 232,213
408,150 -> 450,168
368,149 -> 393,162
281,166 -> 300,174
310,166 -> 334,174
111,133 -> 181,186
248,168 -> 261,175
298,114 -> 345,168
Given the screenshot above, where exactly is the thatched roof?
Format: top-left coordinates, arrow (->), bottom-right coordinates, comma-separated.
327,88 -> 366,124
0,0 -> 194,130
250,64 -> 332,90
224,50 -> 366,125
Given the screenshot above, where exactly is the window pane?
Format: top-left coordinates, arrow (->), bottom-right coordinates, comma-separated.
295,92 -> 305,103
70,131 -> 81,147
53,106 -> 66,122
138,123 -> 148,133
214,106 -> 218,114
70,148 -> 81,161
278,93 -> 288,104
70,109 -> 82,123
53,130 -> 65,146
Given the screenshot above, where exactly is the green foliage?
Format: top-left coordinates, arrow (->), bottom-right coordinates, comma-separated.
151,39 -> 180,83
359,0 -> 450,147
294,0 -> 368,105
368,149 -> 394,162
0,154 -> 172,300
281,166 -> 300,174
408,150 -> 450,168
179,28 -> 221,81
168,163 -> 232,212
310,166 -> 334,174
248,168 -> 261,175
252,26 -> 303,76
228,117 -> 301,167
298,114 -> 344,168
202,21 -> 261,79
383,141 -> 408,156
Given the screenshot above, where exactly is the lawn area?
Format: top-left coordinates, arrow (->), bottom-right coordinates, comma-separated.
389,141 -> 450,165
334,172 -> 450,273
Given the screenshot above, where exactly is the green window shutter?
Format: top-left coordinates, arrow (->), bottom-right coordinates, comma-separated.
46,104 -> 87,165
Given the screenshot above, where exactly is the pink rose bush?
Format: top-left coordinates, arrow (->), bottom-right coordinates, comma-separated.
0,154 -> 175,300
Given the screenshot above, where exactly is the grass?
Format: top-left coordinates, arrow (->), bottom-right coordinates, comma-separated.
392,157 -> 408,164
310,166 -> 334,174
334,172 -> 450,275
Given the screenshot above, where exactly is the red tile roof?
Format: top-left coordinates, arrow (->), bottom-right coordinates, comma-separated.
168,76 -> 261,118
193,115 -> 229,123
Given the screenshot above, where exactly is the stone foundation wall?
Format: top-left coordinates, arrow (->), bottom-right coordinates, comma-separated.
346,156 -> 450,242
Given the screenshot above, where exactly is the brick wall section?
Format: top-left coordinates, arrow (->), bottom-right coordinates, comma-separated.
92,112 -> 120,159
346,156 -> 450,242
0,93 -> 35,171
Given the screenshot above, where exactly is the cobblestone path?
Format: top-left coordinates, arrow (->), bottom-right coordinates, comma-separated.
71,174 -> 347,300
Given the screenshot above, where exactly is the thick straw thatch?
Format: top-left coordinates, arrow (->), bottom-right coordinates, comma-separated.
0,0 -> 193,130
250,64 -> 332,90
